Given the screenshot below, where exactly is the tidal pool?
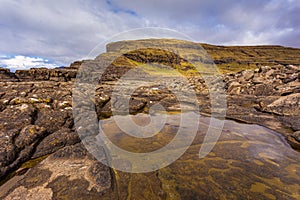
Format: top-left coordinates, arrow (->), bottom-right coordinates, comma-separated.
98,112 -> 300,200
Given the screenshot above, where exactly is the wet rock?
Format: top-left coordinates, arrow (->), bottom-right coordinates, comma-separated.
292,131 -> 300,141
287,131 -> 300,150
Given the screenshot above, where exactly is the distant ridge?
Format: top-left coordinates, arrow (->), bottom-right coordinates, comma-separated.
106,39 -> 300,73
1,39 -> 300,75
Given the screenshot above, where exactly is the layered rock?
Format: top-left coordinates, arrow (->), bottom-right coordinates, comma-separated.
0,39 -> 299,199
0,67 -> 78,82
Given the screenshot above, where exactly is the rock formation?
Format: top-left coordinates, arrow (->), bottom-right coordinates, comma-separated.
0,39 -> 299,199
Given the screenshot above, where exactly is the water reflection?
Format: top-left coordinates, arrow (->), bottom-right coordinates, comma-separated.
99,113 -> 300,200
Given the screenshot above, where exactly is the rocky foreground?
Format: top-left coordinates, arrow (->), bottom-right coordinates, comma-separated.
0,39 -> 299,199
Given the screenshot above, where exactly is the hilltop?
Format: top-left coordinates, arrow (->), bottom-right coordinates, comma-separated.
106,39 -> 300,73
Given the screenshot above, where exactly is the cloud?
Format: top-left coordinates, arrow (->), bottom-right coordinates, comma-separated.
110,0 -> 300,46
0,0 -> 146,66
0,55 -> 59,72
0,0 -> 299,70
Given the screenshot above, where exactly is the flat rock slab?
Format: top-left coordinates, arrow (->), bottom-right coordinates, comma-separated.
1,143 -> 118,200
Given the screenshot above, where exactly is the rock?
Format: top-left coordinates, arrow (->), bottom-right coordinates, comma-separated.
242,70 -> 254,81
0,125 -> 47,179
1,143 -> 115,200
286,65 -> 299,71
3,186 -> 53,200
253,84 -> 274,96
0,130 -> 16,167
252,76 -> 265,84
260,65 -> 271,73
292,131 -> 300,141
287,131 -> 300,150
35,109 -> 73,133
14,68 -> 77,82
0,103 -> 38,176
14,125 -> 47,150
228,81 -> 241,94
264,93 -> 300,116
0,68 -> 17,81
57,101 -> 72,109
1,39 -> 300,198
283,74 -> 298,84
32,128 -> 80,159
275,80 -> 300,95
265,69 -> 275,78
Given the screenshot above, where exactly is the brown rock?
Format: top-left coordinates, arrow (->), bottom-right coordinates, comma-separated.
265,69 -> 275,78
242,70 -> 254,81
14,125 -> 47,149
287,131 -> 300,150
252,76 -> 265,84
253,84 -> 274,96
228,81 -> 241,94
35,109 -> 73,133
2,143 -> 116,200
32,128 -> 80,159
0,68 -> 17,81
264,93 -> 300,116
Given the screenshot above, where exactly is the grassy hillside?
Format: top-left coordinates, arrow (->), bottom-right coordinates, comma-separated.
103,39 -> 300,74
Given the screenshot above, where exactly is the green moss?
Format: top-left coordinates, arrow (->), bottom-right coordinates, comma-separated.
137,63 -> 181,76
20,155 -> 49,169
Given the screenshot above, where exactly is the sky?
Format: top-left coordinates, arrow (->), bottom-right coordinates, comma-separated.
0,0 -> 299,71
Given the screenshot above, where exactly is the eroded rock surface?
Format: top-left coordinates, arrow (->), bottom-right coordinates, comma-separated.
0,39 -> 299,199
2,143 -> 117,200
0,80 -> 77,179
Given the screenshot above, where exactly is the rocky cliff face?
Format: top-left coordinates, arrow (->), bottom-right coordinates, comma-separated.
0,67 -> 78,82
0,39 -> 299,199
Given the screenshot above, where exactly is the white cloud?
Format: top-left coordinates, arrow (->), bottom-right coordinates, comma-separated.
110,0 -> 300,46
0,55 -> 59,71
0,0 -> 147,66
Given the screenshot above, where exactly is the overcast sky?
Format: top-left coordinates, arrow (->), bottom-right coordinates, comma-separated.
0,0 -> 299,70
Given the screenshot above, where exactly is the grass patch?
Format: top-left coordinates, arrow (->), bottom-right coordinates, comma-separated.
105,39 -> 300,75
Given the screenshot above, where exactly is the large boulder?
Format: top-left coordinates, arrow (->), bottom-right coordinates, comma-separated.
263,93 -> 300,116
